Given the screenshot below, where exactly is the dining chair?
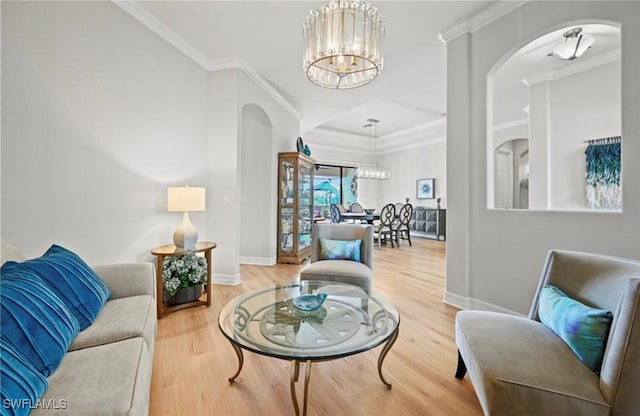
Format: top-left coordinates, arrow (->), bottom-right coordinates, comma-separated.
349,202 -> 368,224
349,203 -> 364,213
330,204 -> 342,223
392,203 -> 413,246
374,203 -> 396,248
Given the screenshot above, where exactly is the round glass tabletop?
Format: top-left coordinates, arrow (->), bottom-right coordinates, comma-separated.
218,280 -> 400,361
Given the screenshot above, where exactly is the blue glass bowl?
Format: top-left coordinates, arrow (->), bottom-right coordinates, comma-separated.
293,293 -> 328,312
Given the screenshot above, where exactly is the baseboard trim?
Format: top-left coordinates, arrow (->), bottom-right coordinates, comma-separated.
443,291 -> 470,310
239,256 -> 276,266
212,273 -> 241,286
444,291 -> 523,316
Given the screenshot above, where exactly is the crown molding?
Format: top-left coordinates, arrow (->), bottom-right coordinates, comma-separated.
439,1 -> 529,43
113,1 -> 302,121
113,1 -> 210,69
524,48 -> 621,86
306,119 -> 447,156
210,57 -> 303,120
377,136 -> 446,155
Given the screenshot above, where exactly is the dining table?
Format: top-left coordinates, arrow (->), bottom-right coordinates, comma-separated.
339,212 -> 379,224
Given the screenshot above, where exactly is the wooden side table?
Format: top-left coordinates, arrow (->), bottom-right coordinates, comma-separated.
151,242 -> 217,319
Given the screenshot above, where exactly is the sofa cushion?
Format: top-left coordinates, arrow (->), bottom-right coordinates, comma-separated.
319,238 -> 362,262
69,295 -> 155,353
0,270 -> 80,377
32,338 -> 152,416
0,339 -> 49,416
4,244 -> 111,330
538,285 -> 613,373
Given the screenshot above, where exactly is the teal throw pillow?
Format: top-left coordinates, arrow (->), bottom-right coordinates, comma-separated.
538,284 -> 613,373
0,270 -> 80,377
319,238 -> 362,262
0,339 -> 49,416
2,244 -> 111,330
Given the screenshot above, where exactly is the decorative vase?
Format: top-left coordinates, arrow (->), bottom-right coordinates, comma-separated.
163,285 -> 203,305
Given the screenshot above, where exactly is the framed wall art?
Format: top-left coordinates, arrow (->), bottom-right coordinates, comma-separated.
416,178 -> 435,199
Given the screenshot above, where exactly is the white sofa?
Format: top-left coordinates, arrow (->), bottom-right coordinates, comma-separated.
1,243 -> 156,416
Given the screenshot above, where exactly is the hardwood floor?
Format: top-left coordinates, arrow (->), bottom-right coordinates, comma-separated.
149,238 -> 483,416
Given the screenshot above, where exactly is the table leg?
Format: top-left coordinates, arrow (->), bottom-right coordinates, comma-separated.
290,360 -> 312,416
377,327 -> 399,388
228,342 -> 244,383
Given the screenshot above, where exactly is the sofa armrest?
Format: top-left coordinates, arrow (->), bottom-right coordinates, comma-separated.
92,262 -> 156,300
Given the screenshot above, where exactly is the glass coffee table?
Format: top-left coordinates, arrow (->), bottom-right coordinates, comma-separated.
218,280 -> 400,416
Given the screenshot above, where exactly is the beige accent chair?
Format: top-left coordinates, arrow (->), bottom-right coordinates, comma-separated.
299,223 -> 374,293
455,249 -> 640,416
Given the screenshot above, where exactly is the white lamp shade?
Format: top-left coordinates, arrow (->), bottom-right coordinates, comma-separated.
167,187 -> 205,212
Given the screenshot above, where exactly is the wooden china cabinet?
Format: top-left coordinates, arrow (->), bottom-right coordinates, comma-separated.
277,152 -> 314,264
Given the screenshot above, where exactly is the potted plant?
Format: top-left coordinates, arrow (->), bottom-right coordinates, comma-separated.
162,254 -> 207,305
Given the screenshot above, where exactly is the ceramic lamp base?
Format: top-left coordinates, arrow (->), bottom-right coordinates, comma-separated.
173,211 -> 198,249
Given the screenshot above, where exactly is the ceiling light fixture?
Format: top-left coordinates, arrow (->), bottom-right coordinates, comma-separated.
548,27 -> 595,61
303,0 -> 385,89
356,118 -> 390,180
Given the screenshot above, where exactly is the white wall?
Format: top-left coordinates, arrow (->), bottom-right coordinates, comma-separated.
547,61 -> 621,210
239,104 -> 273,264
237,72 -> 300,267
1,1 -> 208,263
1,2 -> 300,284
378,140 -> 447,210
445,1 -> 640,314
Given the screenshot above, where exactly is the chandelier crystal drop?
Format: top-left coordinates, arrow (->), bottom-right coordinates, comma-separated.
303,0 -> 385,89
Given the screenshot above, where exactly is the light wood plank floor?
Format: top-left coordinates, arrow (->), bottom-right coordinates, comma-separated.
150,238 -> 483,416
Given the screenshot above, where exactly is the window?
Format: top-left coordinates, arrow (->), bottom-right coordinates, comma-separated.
313,164 -> 358,219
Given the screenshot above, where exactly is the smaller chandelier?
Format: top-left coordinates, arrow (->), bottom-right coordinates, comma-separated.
356,166 -> 390,180
303,0 -> 385,89
356,118 -> 390,180
548,27 -> 595,61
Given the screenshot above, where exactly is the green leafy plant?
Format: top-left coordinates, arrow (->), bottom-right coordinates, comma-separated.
162,254 -> 207,296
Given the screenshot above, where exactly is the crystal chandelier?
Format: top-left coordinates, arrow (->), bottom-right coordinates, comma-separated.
548,27 -> 595,60
303,0 -> 385,89
356,119 -> 390,180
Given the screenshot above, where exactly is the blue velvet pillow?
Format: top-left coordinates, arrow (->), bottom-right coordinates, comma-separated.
2,244 -> 110,330
319,238 -> 362,262
0,270 -> 80,377
538,285 -> 613,373
0,339 -> 49,416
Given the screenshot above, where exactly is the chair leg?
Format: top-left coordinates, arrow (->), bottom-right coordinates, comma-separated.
406,230 -> 412,246
455,350 -> 467,379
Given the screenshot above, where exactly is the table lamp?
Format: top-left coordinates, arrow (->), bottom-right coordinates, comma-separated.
167,186 -> 205,249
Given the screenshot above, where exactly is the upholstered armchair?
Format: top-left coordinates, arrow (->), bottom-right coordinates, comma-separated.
299,223 -> 374,293
455,250 -> 640,416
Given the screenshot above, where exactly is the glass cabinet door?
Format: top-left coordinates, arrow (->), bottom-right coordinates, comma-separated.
298,163 -> 312,250
280,161 -> 295,253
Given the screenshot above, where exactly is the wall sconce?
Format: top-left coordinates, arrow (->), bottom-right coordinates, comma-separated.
167,186 -> 205,249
